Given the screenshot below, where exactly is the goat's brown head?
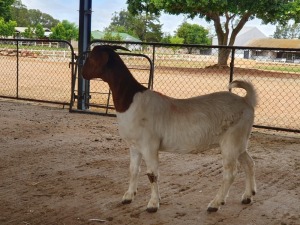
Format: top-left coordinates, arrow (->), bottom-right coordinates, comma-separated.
82,45 -> 130,81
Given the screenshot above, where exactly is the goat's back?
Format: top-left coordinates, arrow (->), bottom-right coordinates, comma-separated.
117,88 -> 255,154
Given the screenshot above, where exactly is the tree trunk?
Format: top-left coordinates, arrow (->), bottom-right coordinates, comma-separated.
218,48 -> 231,66
209,12 -> 252,66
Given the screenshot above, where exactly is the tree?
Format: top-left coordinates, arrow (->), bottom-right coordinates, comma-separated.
0,0 -> 14,21
50,20 -> 78,41
131,0 -> 300,66
176,22 -> 211,53
23,26 -> 34,38
105,10 -> 138,38
107,9 -> 163,42
160,33 -> 172,43
169,36 -> 184,53
0,17 -> 17,37
11,0 -> 59,28
126,0 -> 163,42
273,23 -> 300,39
10,0 -> 29,27
35,23 -> 45,39
27,9 -> 59,28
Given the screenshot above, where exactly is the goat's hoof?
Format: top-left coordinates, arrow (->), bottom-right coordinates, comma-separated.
122,199 -> 132,204
146,207 -> 158,213
207,207 -> 219,212
241,198 -> 252,204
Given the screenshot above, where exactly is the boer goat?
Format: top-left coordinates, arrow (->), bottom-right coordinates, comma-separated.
82,45 -> 257,213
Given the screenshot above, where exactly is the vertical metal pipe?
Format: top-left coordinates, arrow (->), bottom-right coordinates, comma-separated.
77,0 -> 92,110
229,48 -> 235,91
151,45 -> 156,90
229,48 -> 235,83
16,39 -> 19,98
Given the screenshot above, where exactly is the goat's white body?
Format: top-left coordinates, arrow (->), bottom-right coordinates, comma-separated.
83,46 -> 257,212
117,89 -> 253,154
118,84 -> 256,212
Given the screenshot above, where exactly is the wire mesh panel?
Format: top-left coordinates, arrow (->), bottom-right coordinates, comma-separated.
0,40 -> 18,97
232,47 -> 300,131
153,45 -> 230,98
1,38 -> 299,132
80,41 -> 299,132
0,39 -> 74,105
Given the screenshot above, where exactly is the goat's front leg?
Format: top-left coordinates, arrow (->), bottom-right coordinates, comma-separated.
143,149 -> 160,213
122,146 -> 142,204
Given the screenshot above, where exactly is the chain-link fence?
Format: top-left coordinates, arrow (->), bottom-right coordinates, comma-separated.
0,39 -> 299,132
0,39 -> 74,105
72,41 -> 300,132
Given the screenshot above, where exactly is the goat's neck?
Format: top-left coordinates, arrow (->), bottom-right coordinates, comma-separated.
108,66 -> 147,113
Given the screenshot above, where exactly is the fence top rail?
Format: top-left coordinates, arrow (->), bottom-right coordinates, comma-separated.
0,38 -> 76,60
91,39 -> 300,52
0,38 -> 71,44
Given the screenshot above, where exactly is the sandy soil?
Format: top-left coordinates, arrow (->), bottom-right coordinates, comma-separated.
0,98 -> 299,225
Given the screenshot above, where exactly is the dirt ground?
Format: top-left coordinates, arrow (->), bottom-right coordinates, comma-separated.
0,99 -> 299,225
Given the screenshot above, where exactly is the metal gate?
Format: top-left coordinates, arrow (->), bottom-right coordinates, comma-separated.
0,38 -> 75,106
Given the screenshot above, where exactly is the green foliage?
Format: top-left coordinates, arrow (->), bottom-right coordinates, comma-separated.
169,36 -> 184,45
35,23 -> 45,39
147,0 -> 300,65
169,36 -> 184,53
50,20 -> 78,41
127,0 -> 160,16
0,17 -> 17,37
161,33 -> 172,43
23,26 -> 34,38
176,22 -> 211,45
273,23 -> 300,39
103,32 -> 122,41
11,0 -> 59,28
105,10 -> 138,38
107,9 -> 163,42
0,0 -> 14,21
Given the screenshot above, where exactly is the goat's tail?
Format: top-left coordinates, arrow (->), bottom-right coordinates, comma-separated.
229,80 -> 257,108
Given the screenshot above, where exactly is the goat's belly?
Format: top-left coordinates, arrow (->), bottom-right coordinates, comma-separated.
160,139 -> 219,154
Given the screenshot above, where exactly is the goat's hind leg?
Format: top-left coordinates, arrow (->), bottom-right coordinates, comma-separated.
238,151 -> 256,204
207,154 -> 238,212
122,147 -> 142,204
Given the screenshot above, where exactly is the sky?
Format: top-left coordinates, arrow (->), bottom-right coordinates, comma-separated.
21,0 -> 276,37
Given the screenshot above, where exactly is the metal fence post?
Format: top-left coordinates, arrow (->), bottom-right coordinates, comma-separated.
16,39 -> 19,98
77,0 -> 92,110
229,48 -> 235,85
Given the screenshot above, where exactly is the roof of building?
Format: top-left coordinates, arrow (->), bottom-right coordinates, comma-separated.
91,30 -> 142,42
212,26 -> 267,46
246,38 -> 300,48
